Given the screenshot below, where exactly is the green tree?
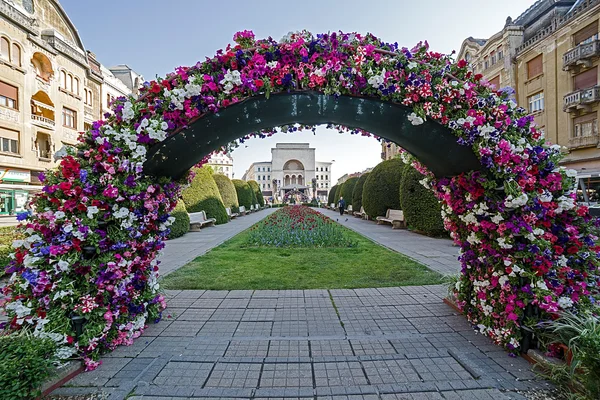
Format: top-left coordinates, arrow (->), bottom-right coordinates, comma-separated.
362,158 -> 406,218
247,180 -> 264,207
340,177 -> 358,205
334,184 -> 342,203
352,172 -> 370,212
399,167 -> 446,236
213,174 -> 240,213
232,179 -> 254,209
182,167 -> 228,224
328,184 -> 339,205
168,201 -> 190,239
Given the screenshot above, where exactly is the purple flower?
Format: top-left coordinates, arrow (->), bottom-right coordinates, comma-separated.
16,211 -> 30,221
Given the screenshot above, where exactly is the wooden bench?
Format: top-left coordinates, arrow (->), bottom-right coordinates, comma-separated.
376,209 -> 406,229
255,203 -> 261,211
226,207 -> 238,219
238,206 -> 248,216
344,205 -> 353,214
330,203 -> 336,210
189,211 -> 216,231
354,206 -> 367,219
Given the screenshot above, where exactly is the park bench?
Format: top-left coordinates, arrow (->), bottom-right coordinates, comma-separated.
354,206 -> 367,219
344,205 -> 353,214
226,207 -> 238,220
249,204 -> 255,213
330,203 -> 336,209
376,209 -> 406,229
255,203 -> 261,211
238,206 -> 248,215
189,211 -> 216,231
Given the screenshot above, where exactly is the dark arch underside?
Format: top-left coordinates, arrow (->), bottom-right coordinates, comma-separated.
143,91 -> 482,179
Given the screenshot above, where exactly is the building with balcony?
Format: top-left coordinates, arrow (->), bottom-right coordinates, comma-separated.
241,143 -> 333,202
206,152 -> 234,179
0,0 -> 140,215
458,0 -> 600,173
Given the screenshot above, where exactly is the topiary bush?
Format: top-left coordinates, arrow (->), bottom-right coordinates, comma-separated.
362,158 -> 406,218
0,333 -> 57,400
167,201 -> 190,239
352,172 -> 370,212
340,177 -> 358,205
247,180 -> 264,207
213,174 -> 239,213
182,167 -> 228,225
328,185 -> 338,205
399,167 -> 446,236
232,179 -> 254,209
334,184 -> 342,203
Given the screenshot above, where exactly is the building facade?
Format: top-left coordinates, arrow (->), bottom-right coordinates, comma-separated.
241,143 -> 332,202
0,0 -> 141,215
457,0 -> 600,175
206,152 -> 233,179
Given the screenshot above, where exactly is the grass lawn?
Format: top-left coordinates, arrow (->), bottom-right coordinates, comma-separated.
160,226 -> 443,290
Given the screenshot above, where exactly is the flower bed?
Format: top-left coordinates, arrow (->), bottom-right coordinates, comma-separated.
247,205 -> 355,247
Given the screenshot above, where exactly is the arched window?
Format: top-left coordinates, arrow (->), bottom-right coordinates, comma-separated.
0,38 -> 9,61
31,52 -> 54,81
74,78 -> 79,95
10,43 -> 20,66
67,74 -> 73,92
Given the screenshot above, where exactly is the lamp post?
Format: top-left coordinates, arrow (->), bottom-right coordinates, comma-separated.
311,177 -> 317,202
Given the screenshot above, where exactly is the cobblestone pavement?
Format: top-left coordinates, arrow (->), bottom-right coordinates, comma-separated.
316,209 -> 461,276
54,286 -> 551,399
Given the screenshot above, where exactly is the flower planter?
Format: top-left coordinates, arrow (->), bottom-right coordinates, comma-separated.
558,343 -> 574,366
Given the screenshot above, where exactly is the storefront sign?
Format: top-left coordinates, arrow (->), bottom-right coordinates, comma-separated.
0,168 -> 31,183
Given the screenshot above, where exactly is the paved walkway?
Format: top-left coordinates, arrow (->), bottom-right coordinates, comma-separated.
158,208 -> 277,276
317,209 -> 461,276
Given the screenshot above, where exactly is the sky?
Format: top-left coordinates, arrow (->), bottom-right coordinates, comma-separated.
60,0 -> 532,182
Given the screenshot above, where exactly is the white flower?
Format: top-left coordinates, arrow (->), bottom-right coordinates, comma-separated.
219,69 -> 243,94
54,211 -> 65,220
407,62 -> 418,70
536,280 -> 549,291
367,69 -> 386,88
63,223 -> 73,233
499,276 -> 509,287
491,214 -> 504,224
5,300 -> 32,321
267,61 -> 278,69
408,112 -> 424,125
12,239 -> 25,249
114,207 -> 130,219
87,206 -> 99,219
565,169 -> 578,178
539,191 -> 553,203
558,296 -> 574,309
504,193 -> 528,208
56,260 -> 70,272
121,101 -> 135,121
556,196 -> 575,213
55,346 -> 77,360
497,237 -> 512,249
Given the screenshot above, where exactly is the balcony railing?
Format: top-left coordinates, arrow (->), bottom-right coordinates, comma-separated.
564,85 -> 600,111
568,134 -> 599,149
31,114 -> 55,130
564,40 -> 600,70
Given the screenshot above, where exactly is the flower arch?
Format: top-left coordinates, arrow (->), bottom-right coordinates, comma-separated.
2,30 -> 599,369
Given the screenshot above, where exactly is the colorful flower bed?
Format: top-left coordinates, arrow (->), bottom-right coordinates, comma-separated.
247,205 -> 355,247
1,30 -> 598,369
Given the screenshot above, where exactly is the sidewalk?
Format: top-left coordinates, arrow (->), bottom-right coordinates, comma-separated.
317,208 -> 461,276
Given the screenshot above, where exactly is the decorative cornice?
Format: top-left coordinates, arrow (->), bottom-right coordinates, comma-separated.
42,32 -> 88,67
28,33 -> 58,56
0,0 -> 39,35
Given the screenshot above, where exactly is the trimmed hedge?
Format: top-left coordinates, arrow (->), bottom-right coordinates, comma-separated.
334,184 -> 342,203
213,174 -> 240,213
352,172 -> 370,212
182,167 -> 228,225
0,226 -> 20,278
168,201 -> 190,239
362,158 -> 406,218
328,185 -> 339,205
232,179 -> 254,209
399,167 -> 446,236
247,180 -> 264,207
340,177 -> 358,205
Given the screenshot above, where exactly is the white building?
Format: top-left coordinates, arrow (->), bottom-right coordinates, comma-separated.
241,143 -> 332,202
207,152 -> 233,179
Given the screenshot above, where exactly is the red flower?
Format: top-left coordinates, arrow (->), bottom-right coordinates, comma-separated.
59,181 -> 72,191
255,79 -> 264,88
457,59 -> 467,68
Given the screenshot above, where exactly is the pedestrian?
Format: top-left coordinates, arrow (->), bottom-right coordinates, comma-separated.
338,196 -> 346,216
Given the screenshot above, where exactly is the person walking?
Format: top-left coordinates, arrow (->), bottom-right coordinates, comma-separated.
338,196 -> 346,216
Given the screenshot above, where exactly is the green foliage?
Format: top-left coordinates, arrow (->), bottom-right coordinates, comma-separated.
0,333 -> 57,400
0,226 -> 20,278
232,179 -> 254,209
340,177 -> 359,204
182,167 -> 228,225
399,167 -> 446,236
168,201 -> 190,239
328,185 -> 339,205
362,158 -> 406,218
247,180 -> 264,207
352,173 -> 370,212
213,174 -> 240,213
334,184 -> 342,203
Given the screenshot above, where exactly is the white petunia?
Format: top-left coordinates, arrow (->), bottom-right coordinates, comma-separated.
558,296 -> 574,309
408,112 -> 424,125
87,206 -> 99,219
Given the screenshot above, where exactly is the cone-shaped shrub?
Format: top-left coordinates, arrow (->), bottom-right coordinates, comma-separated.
232,179 -> 254,209
182,167 -> 228,224
213,174 -> 239,213
399,167 -> 446,236
362,158 -> 406,218
328,185 -> 339,205
352,173 -> 370,212
247,180 -> 264,207
168,201 -> 190,239
334,184 -> 342,203
340,177 -> 358,204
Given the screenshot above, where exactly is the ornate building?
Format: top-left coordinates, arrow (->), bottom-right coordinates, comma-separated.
241,143 -> 332,202
0,0 -> 141,215
206,152 -> 233,179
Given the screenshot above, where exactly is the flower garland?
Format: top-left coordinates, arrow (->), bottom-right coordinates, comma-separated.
2,30 -> 599,369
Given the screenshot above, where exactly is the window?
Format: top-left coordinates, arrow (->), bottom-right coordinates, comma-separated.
10,44 -> 20,66
22,0 -> 34,13
574,21 -> 599,45
527,55 -> 543,79
497,47 -> 504,61
263,175 -> 266,180
574,67 -> 598,90
489,75 -> 500,89
574,113 -> 598,137
326,175 -> 328,180
268,175 -> 270,180
490,51 -> 496,65
465,53 -> 471,62
325,167 -> 328,171
484,56 -> 489,69
0,81 -> 18,110
268,184 -> 270,189
262,184 -> 265,189
325,183 -> 328,188
528,92 -> 544,113
84,89 -> 93,106
0,37 -> 9,61
321,183 -> 324,188
267,167 -> 270,172
106,93 -> 111,108
67,75 -> 73,92
74,78 -> 79,96
62,107 -> 77,129
0,127 -> 19,154
321,175 -> 323,180
61,71 -> 66,89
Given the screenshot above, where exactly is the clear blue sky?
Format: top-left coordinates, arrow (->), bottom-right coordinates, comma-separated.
61,0 -> 532,182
